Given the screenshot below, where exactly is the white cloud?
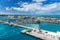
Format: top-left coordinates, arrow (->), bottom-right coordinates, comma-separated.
5,0 -> 60,15
32,0 -> 47,2
5,7 -> 12,11
12,2 -> 43,12
0,12 -> 13,15
41,3 -> 57,10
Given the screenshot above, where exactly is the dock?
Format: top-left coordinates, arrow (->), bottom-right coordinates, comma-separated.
21,29 -> 60,40
0,20 -> 37,30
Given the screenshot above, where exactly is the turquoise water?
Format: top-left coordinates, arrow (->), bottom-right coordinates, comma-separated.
0,23 -> 38,40
39,22 -> 60,32
0,16 -> 60,40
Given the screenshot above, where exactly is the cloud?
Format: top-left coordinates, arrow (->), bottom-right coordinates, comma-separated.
5,0 -> 60,15
32,0 -> 47,2
5,7 -> 12,11
0,12 -> 13,15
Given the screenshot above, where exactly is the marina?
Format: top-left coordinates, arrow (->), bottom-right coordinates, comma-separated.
0,0 -> 60,40
0,19 -> 60,40
0,15 -> 60,40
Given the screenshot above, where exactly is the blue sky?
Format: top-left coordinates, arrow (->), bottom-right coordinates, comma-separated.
0,0 -> 60,15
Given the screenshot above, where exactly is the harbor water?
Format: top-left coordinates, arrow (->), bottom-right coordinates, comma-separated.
0,16 -> 60,40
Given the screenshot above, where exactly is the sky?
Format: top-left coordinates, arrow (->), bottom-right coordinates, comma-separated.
0,0 -> 60,15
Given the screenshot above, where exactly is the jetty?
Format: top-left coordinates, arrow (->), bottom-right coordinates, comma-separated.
21,29 -> 60,40
0,20 -> 37,29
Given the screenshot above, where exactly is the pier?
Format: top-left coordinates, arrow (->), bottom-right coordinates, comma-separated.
21,29 -> 60,40
0,20 -> 37,29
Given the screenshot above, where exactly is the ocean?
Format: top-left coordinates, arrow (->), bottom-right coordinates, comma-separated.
0,15 -> 60,40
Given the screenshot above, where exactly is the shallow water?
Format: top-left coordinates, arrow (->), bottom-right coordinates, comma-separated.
0,16 -> 60,40
0,23 -> 39,40
39,22 -> 60,32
